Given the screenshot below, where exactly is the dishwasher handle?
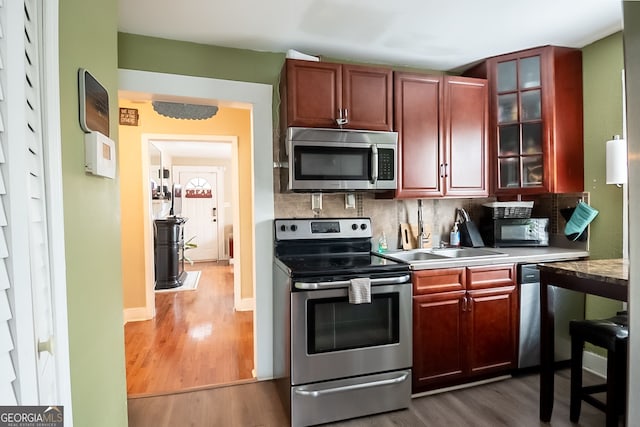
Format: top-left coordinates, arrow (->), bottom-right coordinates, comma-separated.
519,264 -> 540,284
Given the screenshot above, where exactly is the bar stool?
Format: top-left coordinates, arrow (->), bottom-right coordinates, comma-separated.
569,314 -> 628,427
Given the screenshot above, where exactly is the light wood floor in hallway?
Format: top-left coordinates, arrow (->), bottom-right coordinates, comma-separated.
128,369 -> 614,426
125,262 -> 254,396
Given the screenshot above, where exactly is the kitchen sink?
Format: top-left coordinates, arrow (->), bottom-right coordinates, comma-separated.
385,251 -> 450,262
430,247 -> 508,259
380,247 -> 508,264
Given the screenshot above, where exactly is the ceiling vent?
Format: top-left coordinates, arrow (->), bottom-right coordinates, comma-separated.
152,101 -> 218,120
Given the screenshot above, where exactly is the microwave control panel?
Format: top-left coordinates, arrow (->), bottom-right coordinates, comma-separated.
378,148 -> 395,181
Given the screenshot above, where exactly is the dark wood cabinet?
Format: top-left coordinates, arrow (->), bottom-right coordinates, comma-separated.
466,265 -> 518,377
412,264 -> 517,393
412,267 -> 466,390
281,59 -> 393,131
394,73 -> 488,198
464,45 -> 583,195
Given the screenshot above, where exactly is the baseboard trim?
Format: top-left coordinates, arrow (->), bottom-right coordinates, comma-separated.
412,375 -> 512,398
583,350 -> 607,378
123,306 -> 154,324
235,297 -> 254,312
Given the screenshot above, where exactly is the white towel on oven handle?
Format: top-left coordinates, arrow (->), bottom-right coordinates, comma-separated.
349,277 -> 371,304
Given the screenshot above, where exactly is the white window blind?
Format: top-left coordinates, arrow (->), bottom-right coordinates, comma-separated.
0,0 -> 18,405
0,0 -> 64,406
24,0 -> 58,403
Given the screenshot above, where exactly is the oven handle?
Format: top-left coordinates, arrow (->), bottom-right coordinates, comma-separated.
293,371 -> 409,397
294,274 -> 410,290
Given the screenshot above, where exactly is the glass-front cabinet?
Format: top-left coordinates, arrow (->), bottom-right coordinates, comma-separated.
463,45 -> 584,196
496,55 -> 543,190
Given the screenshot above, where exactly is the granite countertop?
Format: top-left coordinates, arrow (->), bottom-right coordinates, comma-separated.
538,258 -> 629,286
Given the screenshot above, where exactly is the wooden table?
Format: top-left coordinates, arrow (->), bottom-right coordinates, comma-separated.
538,259 -> 628,421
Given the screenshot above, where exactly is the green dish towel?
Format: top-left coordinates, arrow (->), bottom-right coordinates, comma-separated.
564,201 -> 598,241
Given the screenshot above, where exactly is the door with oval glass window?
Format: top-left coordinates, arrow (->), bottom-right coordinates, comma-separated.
179,170 -> 220,261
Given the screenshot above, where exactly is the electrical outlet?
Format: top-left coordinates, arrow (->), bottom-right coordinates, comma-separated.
311,193 -> 323,211
345,193 -> 356,209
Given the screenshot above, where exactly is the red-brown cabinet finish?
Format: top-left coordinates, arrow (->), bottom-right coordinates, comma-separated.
411,264 -> 517,393
394,73 -> 443,197
465,264 -> 518,377
464,45 -> 583,196
281,59 -> 393,131
443,77 -> 489,197
394,73 -> 488,198
413,291 -> 466,390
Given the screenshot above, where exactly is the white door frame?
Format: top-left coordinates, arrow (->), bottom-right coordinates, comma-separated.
119,69 -> 275,380
173,165 -> 226,262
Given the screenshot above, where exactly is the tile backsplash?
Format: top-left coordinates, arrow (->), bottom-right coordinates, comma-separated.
274,192 -> 493,249
274,191 -> 591,251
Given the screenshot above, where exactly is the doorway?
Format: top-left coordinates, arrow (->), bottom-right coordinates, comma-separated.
175,165 -> 226,262
118,69 -> 275,383
124,129 -> 252,395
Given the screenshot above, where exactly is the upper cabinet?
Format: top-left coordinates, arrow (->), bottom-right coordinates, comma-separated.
280,59 -> 393,131
464,46 -> 584,195
394,73 -> 488,198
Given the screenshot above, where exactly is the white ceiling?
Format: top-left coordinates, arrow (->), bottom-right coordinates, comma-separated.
118,0 -> 623,71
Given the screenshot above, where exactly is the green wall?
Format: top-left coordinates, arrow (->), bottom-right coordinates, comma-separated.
582,33 -> 625,329
60,1 -> 127,426
118,33 -> 285,85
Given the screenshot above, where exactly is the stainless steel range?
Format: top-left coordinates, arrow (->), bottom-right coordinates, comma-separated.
273,218 -> 412,427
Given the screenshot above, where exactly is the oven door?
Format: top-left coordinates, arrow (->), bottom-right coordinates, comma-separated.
290,281 -> 412,385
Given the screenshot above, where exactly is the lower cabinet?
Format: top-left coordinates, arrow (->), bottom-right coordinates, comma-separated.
412,264 -> 517,393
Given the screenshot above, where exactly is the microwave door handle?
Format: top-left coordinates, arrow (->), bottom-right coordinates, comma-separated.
370,145 -> 378,184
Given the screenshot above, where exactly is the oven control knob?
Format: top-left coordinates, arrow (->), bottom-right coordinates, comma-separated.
351,223 -> 358,230
360,223 -> 367,230
290,224 -> 298,232
280,225 -> 287,232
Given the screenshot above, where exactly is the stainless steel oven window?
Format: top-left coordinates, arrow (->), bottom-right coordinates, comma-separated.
307,293 -> 400,354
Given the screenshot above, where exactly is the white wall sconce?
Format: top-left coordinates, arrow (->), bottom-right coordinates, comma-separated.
606,135 -> 627,186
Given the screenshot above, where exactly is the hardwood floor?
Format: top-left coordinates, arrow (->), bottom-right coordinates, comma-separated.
128,369 -> 616,426
124,262 -> 254,396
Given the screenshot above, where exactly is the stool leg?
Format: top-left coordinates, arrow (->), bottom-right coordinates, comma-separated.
606,349 -> 619,427
570,337 -> 584,423
615,344 -> 628,424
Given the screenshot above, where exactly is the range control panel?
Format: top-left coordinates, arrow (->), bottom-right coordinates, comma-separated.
275,218 -> 372,241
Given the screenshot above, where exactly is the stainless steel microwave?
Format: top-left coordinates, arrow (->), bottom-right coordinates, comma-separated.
285,127 -> 398,192
481,218 -> 550,247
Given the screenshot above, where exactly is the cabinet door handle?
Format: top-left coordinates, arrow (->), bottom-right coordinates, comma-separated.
444,163 -> 449,178
440,163 -> 445,178
336,109 -> 348,127
462,295 -> 467,312
467,295 -> 472,312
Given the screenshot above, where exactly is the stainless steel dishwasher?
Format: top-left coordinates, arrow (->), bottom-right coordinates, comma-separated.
518,264 -> 586,368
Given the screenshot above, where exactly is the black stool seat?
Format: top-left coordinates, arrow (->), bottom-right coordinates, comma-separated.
569,315 -> 628,427
569,315 -> 628,350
